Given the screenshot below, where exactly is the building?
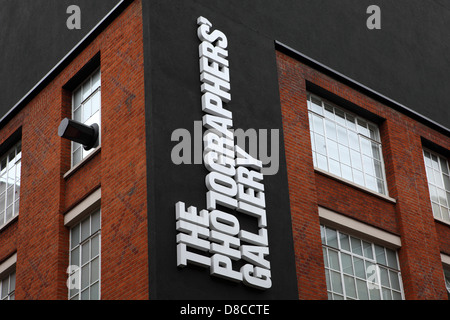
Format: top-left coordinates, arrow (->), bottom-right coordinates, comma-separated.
0,0 -> 449,301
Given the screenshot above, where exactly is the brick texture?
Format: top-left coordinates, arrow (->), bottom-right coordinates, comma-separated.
276,50 -> 450,300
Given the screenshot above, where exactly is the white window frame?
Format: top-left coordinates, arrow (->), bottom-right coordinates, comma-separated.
71,68 -> 101,167
321,225 -> 404,300
0,253 -> 16,300
307,93 -> 389,196
423,148 -> 450,224
65,188 -> 101,300
0,141 -> 21,228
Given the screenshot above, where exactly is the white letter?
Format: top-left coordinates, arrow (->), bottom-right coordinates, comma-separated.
66,5 -> 81,30
241,245 -> 270,269
177,243 -> 211,268
200,72 -> 231,103
241,264 -> 272,290
201,92 -> 232,119
206,172 -> 237,197
367,5 -> 381,30
210,254 -> 242,282
210,210 -> 240,236
171,128 -> 192,165
176,202 -> 209,227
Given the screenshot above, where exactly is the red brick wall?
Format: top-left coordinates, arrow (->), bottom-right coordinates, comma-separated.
0,0 -> 147,300
276,50 -> 450,300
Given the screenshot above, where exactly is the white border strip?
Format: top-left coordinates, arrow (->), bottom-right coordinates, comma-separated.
0,253 -> 17,278
318,206 -> 402,248
442,253 -> 450,268
64,188 -> 101,226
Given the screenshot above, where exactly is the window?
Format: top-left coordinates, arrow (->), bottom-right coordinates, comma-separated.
444,269 -> 450,299
423,149 -> 450,223
321,225 -> 403,300
0,271 -> 15,300
68,210 -> 101,300
72,68 -> 101,167
308,94 -> 387,195
0,142 -> 21,227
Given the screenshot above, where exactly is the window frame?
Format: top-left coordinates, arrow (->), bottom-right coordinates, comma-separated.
68,209 -> 101,300
307,93 -> 389,196
321,225 -> 404,300
71,67 -> 101,168
0,141 -> 22,228
423,148 -> 450,224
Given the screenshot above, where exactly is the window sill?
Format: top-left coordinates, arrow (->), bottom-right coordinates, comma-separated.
63,146 -> 101,179
435,217 -> 450,228
314,167 -> 397,204
0,215 -> 18,233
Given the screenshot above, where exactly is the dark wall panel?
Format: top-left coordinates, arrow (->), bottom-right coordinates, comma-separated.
0,0 -> 121,122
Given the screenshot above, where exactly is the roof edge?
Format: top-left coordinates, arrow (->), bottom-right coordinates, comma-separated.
275,40 -> 450,137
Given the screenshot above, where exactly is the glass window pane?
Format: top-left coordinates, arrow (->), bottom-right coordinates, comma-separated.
91,235 -> 100,258
82,80 -> 92,101
386,248 -> 398,269
324,104 -> 334,119
328,250 -> 340,271
310,96 -> 323,115
91,91 -> 101,115
330,270 -> 343,294
440,157 -> 449,175
432,202 -> 441,219
326,228 -> 338,248
91,257 -> 100,283
341,253 -> 353,275
81,265 -> 89,290
379,267 -> 390,287
382,287 -> 392,300
71,224 -> 80,249
1,278 -> 8,299
346,114 -> 356,130
350,150 -> 363,170
350,237 -> 363,256
81,288 -> 90,300
90,282 -> 100,300
9,273 -> 15,291
356,279 -> 369,300
375,245 -> 386,265
91,210 -> 101,233
335,108 -> 346,126
92,70 -> 101,90
389,270 -> 401,291
323,248 -> 329,268
443,175 -> 450,191
314,134 -> 326,155
74,88 -> 82,109
71,247 -> 80,267
329,159 -> 341,176
339,233 -> 350,251
81,242 -> 90,265
81,217 -> 91,242
369,286 -> 381,300
327,139 -> 339,160
362,241 -> 373,259
357,118 -> 369,137
338,145 -> 351,166
353,257 -> 365,279
344,275 -> 357,298
82,99 -> 92,123
337,125 -> 348,146
325,119 -> 337,141
317,153 -> 328,171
